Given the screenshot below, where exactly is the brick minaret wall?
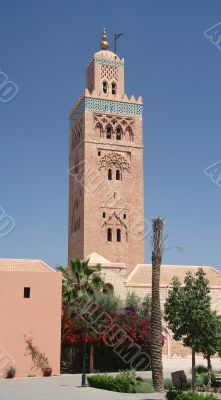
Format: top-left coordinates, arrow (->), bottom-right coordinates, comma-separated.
68,47 -> 145,274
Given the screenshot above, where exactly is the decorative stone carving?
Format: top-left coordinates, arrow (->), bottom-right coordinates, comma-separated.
99,152 -> 130,172
94,113 -> 134,142
101,65 -> 118,82
102,212 -> 127,231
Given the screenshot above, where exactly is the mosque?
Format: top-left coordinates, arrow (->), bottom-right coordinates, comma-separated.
1,30 -> 221,377
68,29 -> 221,357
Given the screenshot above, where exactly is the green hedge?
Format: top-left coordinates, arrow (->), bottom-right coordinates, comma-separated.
134,380 -> 154,393
164,378 -> 173,390
88,370 -> 137,393
166,391 -> 217,400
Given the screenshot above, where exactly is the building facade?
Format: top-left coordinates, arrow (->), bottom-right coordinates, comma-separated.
68,29 -> 145,274
68,30 -> 221,359
0,259 -> 62,377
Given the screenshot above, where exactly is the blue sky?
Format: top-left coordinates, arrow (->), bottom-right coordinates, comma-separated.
1,0 -> 221,269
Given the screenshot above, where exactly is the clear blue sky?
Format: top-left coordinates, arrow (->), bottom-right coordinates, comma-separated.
1,0 -> 221,269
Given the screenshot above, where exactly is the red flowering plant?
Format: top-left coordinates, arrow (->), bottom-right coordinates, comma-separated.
61,287 -> 165,352
62,304 -> 100,346
62,299 -> 166,353
96,308 -> 152,349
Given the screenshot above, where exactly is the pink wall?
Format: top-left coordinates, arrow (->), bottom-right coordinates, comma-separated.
0,271 -> 62,377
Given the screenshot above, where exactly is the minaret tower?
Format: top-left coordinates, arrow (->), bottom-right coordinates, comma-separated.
68,29 -> 144,274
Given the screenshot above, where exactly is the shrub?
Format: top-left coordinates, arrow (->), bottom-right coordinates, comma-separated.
88,370 -> 137,393
195,365 -> 208,374
187,378 -> 192,389
196,372 -> 208,386
166,391 -> 217,400
134,380 -> 154,393
6,366 -> 16,379
164,378 -> 173,390
24,335 -> 49,372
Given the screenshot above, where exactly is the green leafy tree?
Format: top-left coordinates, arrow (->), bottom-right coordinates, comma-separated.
164,268 -> 219,389
126,292 -> 151,319
199,311 -> 221,370
92,290 -> 123,314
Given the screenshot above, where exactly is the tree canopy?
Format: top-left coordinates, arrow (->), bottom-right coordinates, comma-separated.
164,268 -> 221,387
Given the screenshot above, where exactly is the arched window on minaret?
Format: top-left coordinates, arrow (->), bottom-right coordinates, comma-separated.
108,169 -> 112,180
106,126 -> 112,139
95,122 -> 103,138
125,126 -> 134,142
107,228 -> 112,242
112,82 -> 117,95
116,127 -> 122,140
102,81 -> 108,94
116,169 -> 121,181
117,229 -> 121,242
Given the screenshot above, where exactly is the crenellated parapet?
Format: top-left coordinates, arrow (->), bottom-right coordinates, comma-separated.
70,90 -> 143,122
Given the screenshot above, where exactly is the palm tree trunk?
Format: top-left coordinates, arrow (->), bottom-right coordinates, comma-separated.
151,218 -> 164,392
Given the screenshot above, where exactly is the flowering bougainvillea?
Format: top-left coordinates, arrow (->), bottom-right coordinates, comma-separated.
61,304 -> 159,347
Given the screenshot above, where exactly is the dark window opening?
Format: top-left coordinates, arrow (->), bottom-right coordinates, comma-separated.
116,169 -> 121,181
98,151 -> 101,156
103,212 -> 106,218
106,126 -> 111,139
103,81 -> 108,94
112,83 -> 117,95
107,228 -> 112,242
103,283 -> 114,294
117,229 -> 121,242
116,128 -> 121,140
108,169 -> 112,180
24,287 -> 30,298
123,214 -> 126,219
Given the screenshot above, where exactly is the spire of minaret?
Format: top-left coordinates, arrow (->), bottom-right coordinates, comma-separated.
100,28 -> 108,50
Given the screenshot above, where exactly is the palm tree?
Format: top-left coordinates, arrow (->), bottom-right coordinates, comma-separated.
151,218 -> 164,392
57,257 -> 104,304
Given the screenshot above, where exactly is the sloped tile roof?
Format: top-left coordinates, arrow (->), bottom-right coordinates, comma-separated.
86,252 -> 111,265
126,264 -> 221,287
0,259 -> 54,272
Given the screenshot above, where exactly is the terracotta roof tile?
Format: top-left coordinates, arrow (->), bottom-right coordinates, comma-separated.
127,264 -> 221,287
85,252 -> 111,265
0,259 -> 54,272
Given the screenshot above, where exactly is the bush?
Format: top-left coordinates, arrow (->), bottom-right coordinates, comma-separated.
166,391 -> 217,400
164,378 -> 173,390
134,380 -> 154,393
88,370 -> 136,393
187,378 -> 192,389
195,365 -> 208,374
196,372 -> 208,386
88,371 -> 155,393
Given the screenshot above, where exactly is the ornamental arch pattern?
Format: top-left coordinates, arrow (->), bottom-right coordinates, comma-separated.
98,152 -> 130,173
94,113 -> 135,142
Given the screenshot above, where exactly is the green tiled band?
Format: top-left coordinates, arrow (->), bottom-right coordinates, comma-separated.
93,57 -> 124,67
85,97 -> 142,115
71,98 -> 142,122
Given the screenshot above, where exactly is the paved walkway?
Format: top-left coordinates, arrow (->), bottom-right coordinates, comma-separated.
0,358 -> 221,400
0,375 -> 165,400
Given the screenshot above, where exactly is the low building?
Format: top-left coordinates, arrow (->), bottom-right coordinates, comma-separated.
87,253 -> 221,358
0,259 -> 62,377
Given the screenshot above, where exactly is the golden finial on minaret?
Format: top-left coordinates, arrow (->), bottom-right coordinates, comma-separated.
100,28 -> 108,50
